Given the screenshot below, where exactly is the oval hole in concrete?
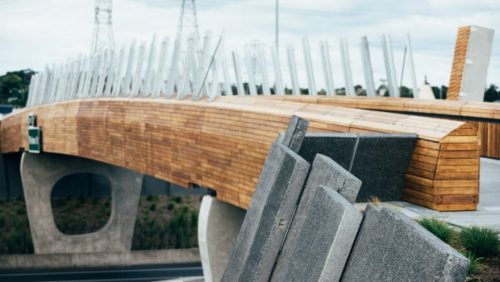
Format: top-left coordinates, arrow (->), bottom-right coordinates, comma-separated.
51,173 -> 111,235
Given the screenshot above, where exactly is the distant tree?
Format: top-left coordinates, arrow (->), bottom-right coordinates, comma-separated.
0,69 -> 35,107
335,87 -> 346,96
231,85 -> 237,95
399,86 -> 413,98
440,86 -> 448,100
431,86 -> 441,99
376,84 -> 389,97
354,85 -> 367,96
484,84 -> 500,102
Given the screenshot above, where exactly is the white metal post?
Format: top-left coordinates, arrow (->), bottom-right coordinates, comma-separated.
320,40 -> 335,96
132,42 -> 146,96
271,46 -> 284,95
245,48 -> 257,96
143,35 -> 158,96
232,51 -> 245,95
406,33 -> 419,98
152,37 -> 170,97
303,37 -> 316,95
340,38 -> 355,96
258,48 -> 271,95
111,47 -> 125,97
219,35 -> 233,97
124,41 -> 137,97
286,45 -> 300,95
387,34 -> 400,97
360,36 -> 376,97
178,36 -> 196,99
166,36 -> 182,98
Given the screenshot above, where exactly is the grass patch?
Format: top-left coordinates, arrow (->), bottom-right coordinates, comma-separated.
459,226 -> 499,258
464,252 -> 484,275
419,218 -> 454,244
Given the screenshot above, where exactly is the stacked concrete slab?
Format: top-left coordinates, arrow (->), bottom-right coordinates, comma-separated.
221,116 -> 311,282
342,205 -> 469,282
221,116 -> 468,282
299,133 -> 417,201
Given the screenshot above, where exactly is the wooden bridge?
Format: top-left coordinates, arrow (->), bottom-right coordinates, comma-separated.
2,96 -> 497,212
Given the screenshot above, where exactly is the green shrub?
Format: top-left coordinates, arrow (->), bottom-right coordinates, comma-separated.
167,202 -> 175,210
180,205 -> 190,214
15,206 -> 25,215
459,226 -> 499,257
419,218 -> 454,243
150,203 -> 156,211
464,252 -> 483,275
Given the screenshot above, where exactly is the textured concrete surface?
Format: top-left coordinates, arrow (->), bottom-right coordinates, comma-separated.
280,115 -> 309,153
298,154 -> 362,206
342,204 -> 469,282
351,134 -> 417,201
0,249 -> 200,270
299,133 -> 416,202
198,196 -> 245,282
21,152 -> 142,254
299,133 -> 357,168
222,143 -> 310,282
272,186 -> 363,282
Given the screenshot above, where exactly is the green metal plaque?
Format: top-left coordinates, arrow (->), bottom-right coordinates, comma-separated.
28,126 -> 41,153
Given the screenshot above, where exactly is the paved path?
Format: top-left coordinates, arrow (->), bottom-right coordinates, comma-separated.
357,158 -> 500,230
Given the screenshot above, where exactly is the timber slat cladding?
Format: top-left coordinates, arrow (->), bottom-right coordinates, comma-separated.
0,97 -> 479,211
448,26 -> 472,101
266,96 -> 500,159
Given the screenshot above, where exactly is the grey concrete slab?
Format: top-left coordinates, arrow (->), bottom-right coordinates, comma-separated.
299,154 -> 362,206
271,155 -> 361,281
280,115 -> 309,153
350,134 -> 417,202
298,133 -> 357,168
298,133 -> 417,202
221,142 -> 310,282
271,186 -> 363,282
342,204 -> 469,282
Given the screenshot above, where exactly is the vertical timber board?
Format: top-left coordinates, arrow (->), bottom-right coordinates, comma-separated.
448,26 -> 471,101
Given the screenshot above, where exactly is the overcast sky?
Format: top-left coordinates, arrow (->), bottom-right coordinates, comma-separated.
0,0 -> 499,88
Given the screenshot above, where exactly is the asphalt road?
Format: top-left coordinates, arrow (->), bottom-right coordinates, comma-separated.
0,263 -> 203,282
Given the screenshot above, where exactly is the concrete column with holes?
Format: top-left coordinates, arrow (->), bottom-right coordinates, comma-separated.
20,152 -> 142,254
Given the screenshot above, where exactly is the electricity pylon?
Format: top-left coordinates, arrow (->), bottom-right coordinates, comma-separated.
91,0 -> 115,54
177,0 -> 200,40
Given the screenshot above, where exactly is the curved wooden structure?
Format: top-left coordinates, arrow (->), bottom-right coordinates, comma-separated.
0,97 -> 479,211
264,96 -> 500,159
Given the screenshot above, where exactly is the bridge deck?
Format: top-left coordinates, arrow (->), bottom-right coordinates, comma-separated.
264,96 -> 500,159
0,97 -> 479,211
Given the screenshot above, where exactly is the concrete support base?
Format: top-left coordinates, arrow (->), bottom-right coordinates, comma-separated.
21,153 -> 143,254
198,195 -> 245,282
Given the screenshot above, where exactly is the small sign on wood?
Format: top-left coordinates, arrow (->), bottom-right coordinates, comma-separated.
28,113 -> 41,154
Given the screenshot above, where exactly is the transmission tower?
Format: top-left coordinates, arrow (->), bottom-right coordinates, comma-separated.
177,0 -> 200,40
91,0 -> 115,54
